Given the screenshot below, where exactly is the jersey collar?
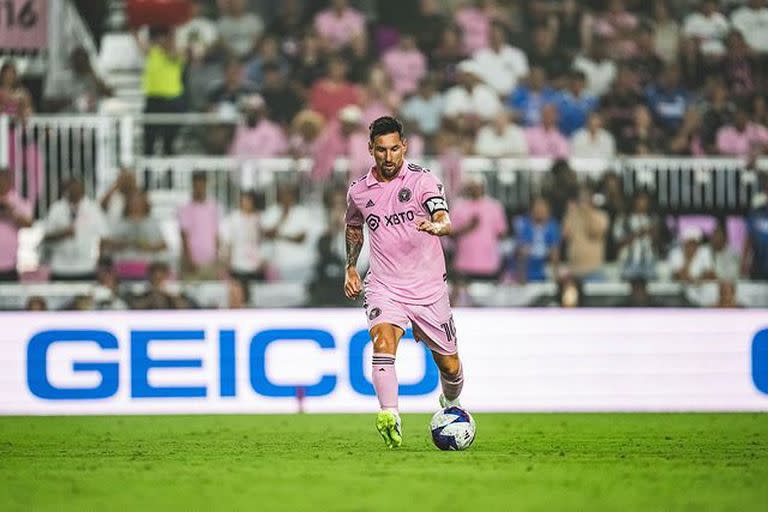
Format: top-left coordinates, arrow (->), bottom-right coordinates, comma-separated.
365,161 -> 408,187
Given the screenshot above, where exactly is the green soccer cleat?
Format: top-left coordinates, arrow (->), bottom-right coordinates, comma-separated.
376,410 -> 402,449
439,393 -> 462,409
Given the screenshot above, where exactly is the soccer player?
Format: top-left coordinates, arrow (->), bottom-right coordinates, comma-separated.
344,116 -> 464,448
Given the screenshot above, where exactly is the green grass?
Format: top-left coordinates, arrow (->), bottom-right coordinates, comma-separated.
0,414 -> 766,511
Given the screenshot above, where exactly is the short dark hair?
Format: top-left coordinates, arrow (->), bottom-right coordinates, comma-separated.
369,116 -> 404,143
192,170 -> 207,182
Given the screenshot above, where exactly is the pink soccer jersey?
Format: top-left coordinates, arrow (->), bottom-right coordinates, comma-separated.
346,161 -> 449,304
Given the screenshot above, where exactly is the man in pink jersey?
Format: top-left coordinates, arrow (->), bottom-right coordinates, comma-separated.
344,116 -> 464,448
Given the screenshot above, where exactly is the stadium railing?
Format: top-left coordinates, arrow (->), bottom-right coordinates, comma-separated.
1,114 -> 767,216
2,279 -> 767,310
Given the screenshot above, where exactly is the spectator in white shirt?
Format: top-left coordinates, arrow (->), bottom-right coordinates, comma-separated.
710,222 -> 740,281
572,37 -> 617,97
730,0 -> 768,54
260,183 -> 316,283
223,190 -> 266,281
442,60 -> 503,125
570,112 -> 617,159
400,77 -> 445,140
217,0 -> 264,58
472,21 -> 529,96
100,168 -> 138,228
43,179 -> 109,281
175,0 -> 218,58
683,0 -> 730,57
668,226 -> 716,283
474,111 -> 529,157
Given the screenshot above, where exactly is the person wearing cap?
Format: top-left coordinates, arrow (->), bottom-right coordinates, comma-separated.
311,105 -> 371,182
229,94 -> 289,158
442,59 -> 503,124
668,226 -> 716,283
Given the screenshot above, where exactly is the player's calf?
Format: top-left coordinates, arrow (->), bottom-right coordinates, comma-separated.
433,352 -> 464,406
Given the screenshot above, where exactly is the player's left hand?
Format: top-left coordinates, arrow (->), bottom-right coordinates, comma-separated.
416,219 -> 442,236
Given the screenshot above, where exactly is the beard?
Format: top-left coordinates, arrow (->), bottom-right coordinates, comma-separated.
378,161 -> 401,179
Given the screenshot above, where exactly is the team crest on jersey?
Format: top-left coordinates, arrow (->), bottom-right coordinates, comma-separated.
398,187 -> 412,203
368,307 -> 381,320
366,213 -> 381,231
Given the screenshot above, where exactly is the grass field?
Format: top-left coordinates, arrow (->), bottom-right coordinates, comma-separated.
1,413 -> 766,511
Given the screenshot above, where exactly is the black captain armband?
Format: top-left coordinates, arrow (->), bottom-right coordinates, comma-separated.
424,196 -> 449,215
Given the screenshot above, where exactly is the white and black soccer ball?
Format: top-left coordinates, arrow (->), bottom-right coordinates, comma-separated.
430,406 -> 476,451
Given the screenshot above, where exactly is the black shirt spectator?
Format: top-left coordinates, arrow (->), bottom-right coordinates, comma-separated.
601,67 -> 645,145
525,25 -> 572,86
261,63 -> 303,126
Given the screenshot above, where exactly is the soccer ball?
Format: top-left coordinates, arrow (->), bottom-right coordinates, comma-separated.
430,406 -> 476,451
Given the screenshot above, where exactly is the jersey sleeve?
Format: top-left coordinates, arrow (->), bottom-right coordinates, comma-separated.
418,171 -> 449,216
345,186 -> 364,227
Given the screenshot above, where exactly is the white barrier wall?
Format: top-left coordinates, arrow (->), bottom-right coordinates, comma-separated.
1,309 -> 767,415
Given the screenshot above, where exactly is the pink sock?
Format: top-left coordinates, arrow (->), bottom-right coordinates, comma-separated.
440,363 -> 464,402
372,353 -> 398,411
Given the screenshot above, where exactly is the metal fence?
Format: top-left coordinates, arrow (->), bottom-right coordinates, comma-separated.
1,114 -> 766,216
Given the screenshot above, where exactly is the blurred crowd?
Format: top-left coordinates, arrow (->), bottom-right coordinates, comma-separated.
2,0 -> 768,309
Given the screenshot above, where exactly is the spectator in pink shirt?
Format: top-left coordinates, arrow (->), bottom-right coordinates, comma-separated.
311,105 -> 372,182
451,175 -> 508,280
455,0 -> 492,55
716,106 -> 768,157
178,171 -> 220,280
314,0 -> 366,51
309,56 -> 362,121
525,104 -> 570,158
229,94 -> 288,158
0,168 -> 32,281
381,34 -> 427,97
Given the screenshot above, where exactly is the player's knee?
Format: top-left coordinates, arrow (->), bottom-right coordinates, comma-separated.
371,324 -> 398,354
436,354 -> 461,376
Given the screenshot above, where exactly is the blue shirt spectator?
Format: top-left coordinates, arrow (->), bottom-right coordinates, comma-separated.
555,71 -> 598,136
746,205 -> 768,280
513,197 -> 561,282
507,66 -> 558,126
645,65 -> 691,134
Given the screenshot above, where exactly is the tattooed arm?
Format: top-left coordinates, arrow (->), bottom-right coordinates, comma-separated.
344,224 -> 364,299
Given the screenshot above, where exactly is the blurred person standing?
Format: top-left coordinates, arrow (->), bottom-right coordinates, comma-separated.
555,70 -> 598,137
309,56 -> 362,121
562,185 -> 609,282
222,190 -> 265,282
716,105 -> 768,157
0,168 -> 32,281
0,60 -> 32,119
651,0 -> 680,65
382,34 -> 427,97
507,66 -> 558,127
229,94 -> 289,158
217,0 -> 264,59
442,60 -> 503,125
431,25 -> 466,90
103,191 -> 168,281
622,105 -> 665,155
400,77 -> 445,145
43,179 -> 109,281
261,183 -> 315,283
570,112 -> 616,159
710,221 -> 740,282
455,0 -> 494,55
100,168 -> 138,228
259,63 -> 303,127
43,47 -> 114,113
572,36 -> 617,98
178,172 -> 220,280
474,111 -> 528,157
471,21 -> 529,97
513,197 -> 561,283
682,0 -> 730,58
668,227 -> 716,283
613,191 -> 659,281
141,27 -> 185,155
730,0 -> 768,54
600,67 -> 645,149
721,31 -> 759,100
313,0 -> 366,51
743,193 -> 768,281
451,175 -> 508,281
627,24 -> 665,89
525,104 -> 569,158
311,105 -> 371,182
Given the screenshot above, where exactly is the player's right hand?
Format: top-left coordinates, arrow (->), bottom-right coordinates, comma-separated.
344,267 -> 362,299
